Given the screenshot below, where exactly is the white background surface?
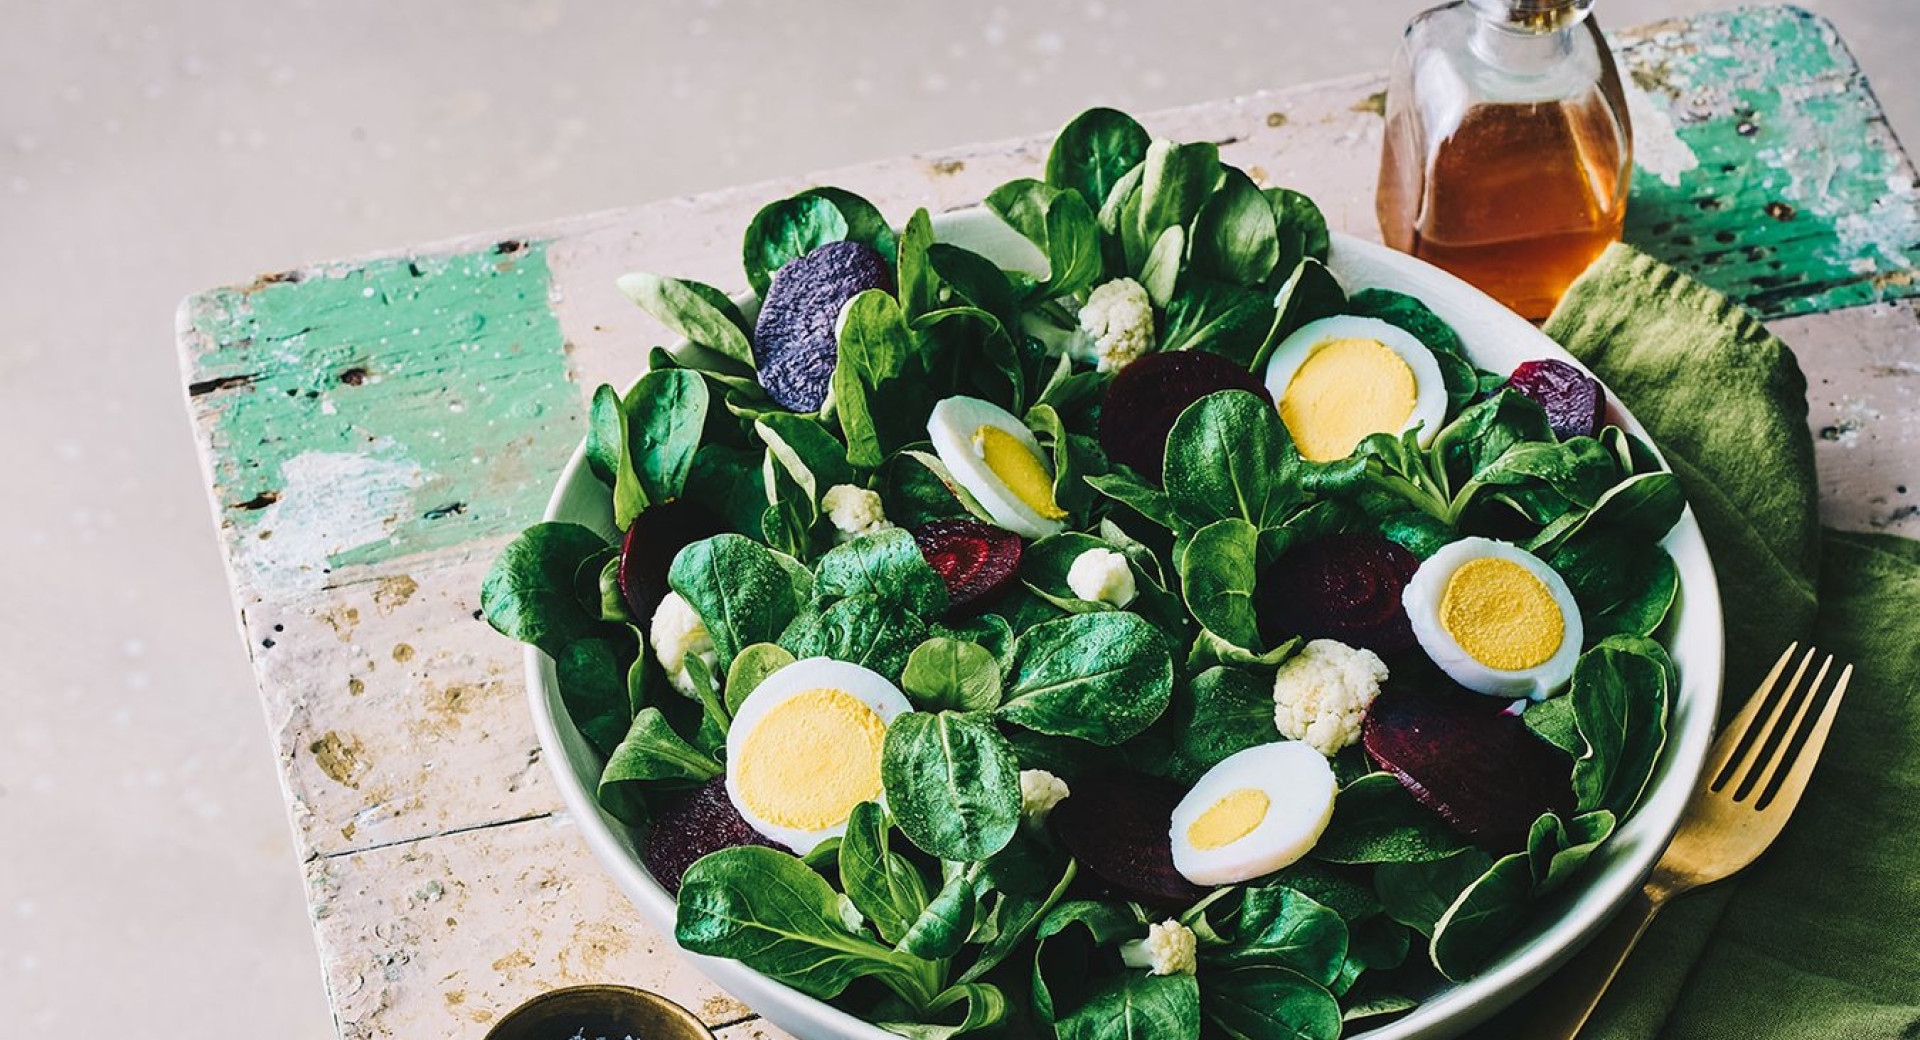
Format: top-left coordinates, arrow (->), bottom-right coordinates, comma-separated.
2,1 -> 1912,1034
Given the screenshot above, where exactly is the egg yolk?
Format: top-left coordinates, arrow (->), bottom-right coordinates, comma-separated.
973,425 -> 1067,520
1186,788 -> 1271,850
1279,338 -> 1418,462
735,687 -> 887,831
1440,557 -> 1566,671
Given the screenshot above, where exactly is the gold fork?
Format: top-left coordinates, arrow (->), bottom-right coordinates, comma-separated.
1521,643 -> 1854,1039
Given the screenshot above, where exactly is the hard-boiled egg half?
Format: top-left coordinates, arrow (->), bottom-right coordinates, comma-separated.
1169,741 -> 1337,886
1262,315 -> 1448,462
1402,537 -> 1583,699
724,657 -> 912,855
927,396 -> 1067,539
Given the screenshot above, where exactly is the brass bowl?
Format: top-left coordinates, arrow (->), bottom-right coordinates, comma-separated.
484,985 -> 715,1040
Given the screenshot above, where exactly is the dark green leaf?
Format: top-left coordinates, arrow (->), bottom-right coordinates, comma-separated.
1045,107 -> 1152,212
897,872 -> 977,959
1313,773 -> 1475,864
669,533 -> 803,667
1214,885 -> 1348,987
813,528 -> 949,620
1164,390 -> 1304,531
1429,851 -> 1533,981
781,594 -> 926,681
839,801 -> 929,947
597,707 -> 722,806
674,846 -> 937,1006
1570,636 -> 1673,817
1193,166 -> 1280,288
615,272 -> 755,368
1179,517 -> 1264,652
882,711 -> 1022,861
999,612 -> 1174,746
1203,965 -> 1341,1040
901,638 -> 1003,712
741,193 -> 850,297
1373,850 -> 1493,936
624,369 -> 711,518
1157,666 -> 1277,784
1160,280 -> 1276,366
724,642 -> 795,715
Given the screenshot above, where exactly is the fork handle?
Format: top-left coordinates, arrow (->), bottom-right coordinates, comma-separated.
1517,886 -> 1663,1040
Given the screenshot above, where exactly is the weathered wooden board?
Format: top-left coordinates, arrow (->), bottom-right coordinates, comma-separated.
173,7 -> 1917,1039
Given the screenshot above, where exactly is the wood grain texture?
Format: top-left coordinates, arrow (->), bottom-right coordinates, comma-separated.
171,7 -> 1917,1038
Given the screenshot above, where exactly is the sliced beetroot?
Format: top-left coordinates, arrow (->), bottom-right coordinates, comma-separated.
1258,534 -> 1420,656
1099,350 -> 1271,481
1361,691 -> 1574,850
642,776 -> 775,894
1507,359 -> 1604,440
911,518 -> 1024,615
618,498 -> 726,622
1050,772 -> 1208,908
752,240 -> 895,412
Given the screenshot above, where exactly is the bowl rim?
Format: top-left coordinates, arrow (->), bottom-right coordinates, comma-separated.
525,211 -> 1725,1040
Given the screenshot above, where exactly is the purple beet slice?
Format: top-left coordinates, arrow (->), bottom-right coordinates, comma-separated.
911,518 -> 1024,615
641,775 -> 775,894
752,240 -> 895,412
618,499 -> 726,622
1507,359 -> 1604,440
1099,350 -> 1271,481
1050,772 -> 1208,908
1361,691 -> 1574,850
1258,534 -> 1420,656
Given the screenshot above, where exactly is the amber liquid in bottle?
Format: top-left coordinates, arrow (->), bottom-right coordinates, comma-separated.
1378,5 -> 1631,320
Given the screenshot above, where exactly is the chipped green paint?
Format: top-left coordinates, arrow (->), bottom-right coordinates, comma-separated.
185,242 -> 581,590
1616,6 -> 1919,318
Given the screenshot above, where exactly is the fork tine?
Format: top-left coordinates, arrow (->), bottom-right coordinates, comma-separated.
1757,663 -> 1853,813
1740,653 -> 1831,802
1722,645 -> 1820,795
1706,643 -> 1804,789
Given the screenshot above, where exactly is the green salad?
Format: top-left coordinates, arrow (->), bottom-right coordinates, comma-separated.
482,108 -> 1684,1040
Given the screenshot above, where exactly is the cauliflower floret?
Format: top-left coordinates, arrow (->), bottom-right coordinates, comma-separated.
1019,769 -> 1071,827
821,483 -> 892,543
1121,920 -> 1198,977
1065,547 -> 1138,608
649,591 -> 717,696
1272,638 -> 1389,756
1076,278 -> 1155,373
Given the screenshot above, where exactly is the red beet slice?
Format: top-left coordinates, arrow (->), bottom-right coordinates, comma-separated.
1258,534 -> 1420,655
1507,359 -> 1604,440
911,518 -> 1024,615
1050,772 -> 1208,908
752,240 -> 895,412
642,776 -> 775,894
1361,691 -> 1574,850
1099,350 -> 1271,481
618,499 -> 726,622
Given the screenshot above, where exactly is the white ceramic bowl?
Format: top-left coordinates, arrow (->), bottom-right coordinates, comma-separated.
527,210 -> 1724,1040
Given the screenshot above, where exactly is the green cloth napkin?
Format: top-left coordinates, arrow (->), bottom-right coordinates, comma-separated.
1473,244 -> 1920,1038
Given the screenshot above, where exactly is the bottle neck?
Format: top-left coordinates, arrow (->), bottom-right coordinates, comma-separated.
1468,0 -> 1590,76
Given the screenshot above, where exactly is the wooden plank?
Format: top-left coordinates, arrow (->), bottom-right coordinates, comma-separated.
241,552 -> 562,860
1770,299 -> 1920,536
307,813 -> 766,1039
1614,7 -> 1920,317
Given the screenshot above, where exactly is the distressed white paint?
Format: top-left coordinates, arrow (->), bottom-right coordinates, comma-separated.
237,445 -> 425,592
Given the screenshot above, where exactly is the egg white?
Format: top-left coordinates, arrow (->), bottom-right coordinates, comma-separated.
1261,315 -> 1449,453
926,395 -> 1066,539
1402,537 -> 1584,700
1169,741 -> 1338,886
724,656 -> 912,854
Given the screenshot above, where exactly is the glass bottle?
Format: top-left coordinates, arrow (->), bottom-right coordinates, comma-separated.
1376,0 -> 1632,320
